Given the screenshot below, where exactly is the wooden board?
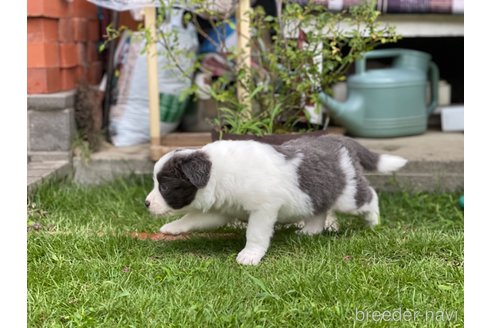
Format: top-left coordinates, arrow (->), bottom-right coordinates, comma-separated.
144,6 -> 160,147
160,132 -> 212,147
150,132 -> 213,160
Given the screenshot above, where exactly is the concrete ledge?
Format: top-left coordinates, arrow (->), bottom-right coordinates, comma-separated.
367,173 -> 463,192
74,157 -> 154,185
73,142 -> 153,184
27,90 -> 75,110
28,151 -> 73,163
28,161 -> 73,194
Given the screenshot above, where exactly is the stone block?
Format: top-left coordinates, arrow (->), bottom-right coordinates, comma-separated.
27,90 -> 75,110
28,108 -> 75,151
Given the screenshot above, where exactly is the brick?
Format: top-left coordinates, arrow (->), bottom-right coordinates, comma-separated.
28,42 -> 60,68
60,18 -> 89,43
28,108 -> 75,151
28,0 -> 71,18
73,18 -> 88,41
58,18 -> 74,42
88,20 -> 100,41
61,67 -> 78,91
87,42 -> 100,63
28,68 -> 61,94
59,43 -> 78,68
27,18 -> 58,42
77,65 -> 89,82
88,61 -> 103,85
71,0 -> 97,18
76,43 -> 88,66
120,11 -> 140,31
27,0 -> 43,17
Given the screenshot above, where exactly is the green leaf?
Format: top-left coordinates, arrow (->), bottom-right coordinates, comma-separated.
116,290 -> 131,298
438,284 -> 453,291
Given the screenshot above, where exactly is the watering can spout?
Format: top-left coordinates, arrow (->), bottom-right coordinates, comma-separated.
318,91 -> 363,127
318,92 -> 345,118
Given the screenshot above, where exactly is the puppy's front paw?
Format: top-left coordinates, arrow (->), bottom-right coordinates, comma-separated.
159,223 -> 183,235
326,221 -> 339,232
297,226 -> 324,236
236,248 -> 264,266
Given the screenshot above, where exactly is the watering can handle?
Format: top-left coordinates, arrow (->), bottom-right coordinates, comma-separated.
355,49 -> 404,74
427,61 -> 439,115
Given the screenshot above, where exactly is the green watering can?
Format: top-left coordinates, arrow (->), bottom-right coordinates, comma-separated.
319,48 -> 439,137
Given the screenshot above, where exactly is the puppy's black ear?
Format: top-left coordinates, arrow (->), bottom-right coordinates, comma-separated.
180,152 -> 212,188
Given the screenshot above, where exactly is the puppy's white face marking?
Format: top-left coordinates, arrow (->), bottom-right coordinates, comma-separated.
146,186 -> 173,215
146,152 -> 175,216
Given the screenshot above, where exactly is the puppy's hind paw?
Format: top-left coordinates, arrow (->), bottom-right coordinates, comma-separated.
236,249 -> 264,265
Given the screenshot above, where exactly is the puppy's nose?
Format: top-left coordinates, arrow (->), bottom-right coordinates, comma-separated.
144,200 -> 150,208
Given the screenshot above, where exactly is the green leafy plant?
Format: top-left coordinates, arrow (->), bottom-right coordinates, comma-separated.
106,0 -> 400,136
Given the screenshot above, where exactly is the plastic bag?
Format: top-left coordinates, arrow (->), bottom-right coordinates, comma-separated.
86,0 -> 236,18
109,8 -> 198,146
86,0 -> 168,11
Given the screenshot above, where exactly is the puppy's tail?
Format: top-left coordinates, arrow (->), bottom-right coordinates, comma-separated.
375,154 -> 408,173
340,137 -> 407,173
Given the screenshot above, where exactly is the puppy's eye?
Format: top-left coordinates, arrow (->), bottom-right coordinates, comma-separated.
159,184 -> 168,193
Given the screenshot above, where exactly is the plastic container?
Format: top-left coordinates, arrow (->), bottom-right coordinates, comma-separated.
441,105 -> 464,132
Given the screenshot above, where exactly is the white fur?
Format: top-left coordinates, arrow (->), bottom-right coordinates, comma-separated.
146,140 -> 401,265
377,154 -> 408,174
333,147 -> 358,212
325,210 -> 339,232
357,187 -> 380,227
146,151 -> 178,215
329,147 -> 380,229
298,214 -> 325,236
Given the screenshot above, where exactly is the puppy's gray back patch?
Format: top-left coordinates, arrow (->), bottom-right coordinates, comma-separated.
325,135 -> 380,171
274,137 -> 348,215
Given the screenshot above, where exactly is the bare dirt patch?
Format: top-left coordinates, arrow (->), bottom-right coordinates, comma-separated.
129,232 -> 239,241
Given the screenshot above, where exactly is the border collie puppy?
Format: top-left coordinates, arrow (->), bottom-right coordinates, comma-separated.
145,135 -> 407,265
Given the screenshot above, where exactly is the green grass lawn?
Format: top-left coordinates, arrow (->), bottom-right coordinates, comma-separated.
27,175 -> 463,327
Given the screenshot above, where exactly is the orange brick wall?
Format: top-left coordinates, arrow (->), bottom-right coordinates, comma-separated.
28,0 -> 103,94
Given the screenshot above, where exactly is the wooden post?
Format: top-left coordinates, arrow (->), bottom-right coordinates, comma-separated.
236,0 -> 251,113
144,6 -> 161,149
